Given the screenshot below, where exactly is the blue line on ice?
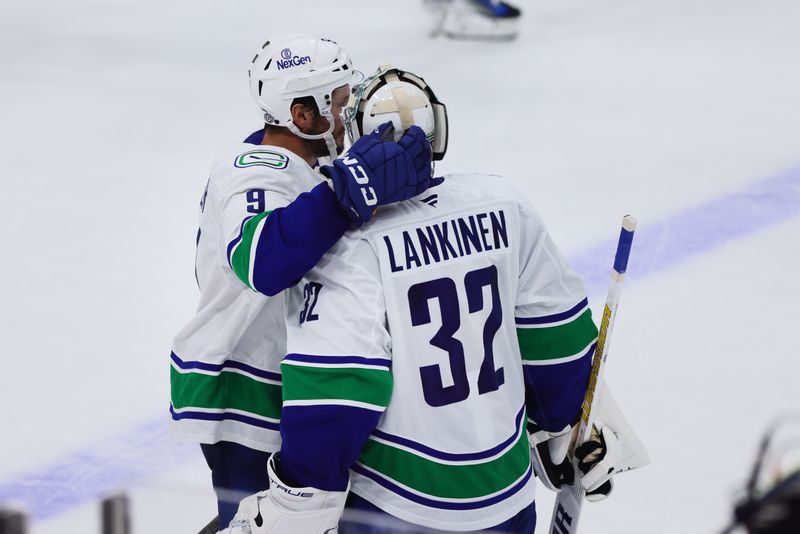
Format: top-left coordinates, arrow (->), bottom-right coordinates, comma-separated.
0,420 -> 195,520
1,166 -> 799,520
572,166 -> 800,297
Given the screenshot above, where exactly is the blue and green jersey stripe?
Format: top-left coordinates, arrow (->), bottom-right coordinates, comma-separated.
516,306 -> 598,364
281,354 -> 393,410
169,352 -> 282,423
228,211 -> 273,290
356,411 -> 531,502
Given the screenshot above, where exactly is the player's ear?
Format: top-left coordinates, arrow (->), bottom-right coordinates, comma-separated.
291,101 -> 317,130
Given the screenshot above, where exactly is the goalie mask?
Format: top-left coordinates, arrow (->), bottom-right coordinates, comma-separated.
248,34 -> 362,160
343,66 -> 449,161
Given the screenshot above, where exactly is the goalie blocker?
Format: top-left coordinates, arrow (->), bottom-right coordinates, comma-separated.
529,383 -> 650,500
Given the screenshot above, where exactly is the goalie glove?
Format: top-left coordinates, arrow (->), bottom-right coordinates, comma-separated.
529,424 -> 574,491
528,424 -> 620,502
529,383 -> 649,502
219,453 -> 349,534
531,422 -> 620,501
575,425 -> 621,502
575,382 -> 650,502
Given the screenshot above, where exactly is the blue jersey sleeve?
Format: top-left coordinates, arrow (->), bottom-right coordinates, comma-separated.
513,196 -> 598,432
278,240 -> 392,491
228,182 -> 350,296
516,300 -> 597,433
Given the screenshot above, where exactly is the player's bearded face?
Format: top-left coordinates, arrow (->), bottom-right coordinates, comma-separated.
307,85 -> 350,158
326,84 -> 351,156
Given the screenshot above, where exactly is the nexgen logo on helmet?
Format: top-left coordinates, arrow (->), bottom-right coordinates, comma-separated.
277,53 -> 312,70
248,34 -> 362,160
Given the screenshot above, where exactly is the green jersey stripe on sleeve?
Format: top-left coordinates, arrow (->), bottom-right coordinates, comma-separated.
281,363 -> 393,408
516,308 -> 598,362
170,365 -> 282,420
230,210 -> 272,289
357,427 -> 530,500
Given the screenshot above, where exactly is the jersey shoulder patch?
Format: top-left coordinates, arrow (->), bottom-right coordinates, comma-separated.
234,149 -> 290,170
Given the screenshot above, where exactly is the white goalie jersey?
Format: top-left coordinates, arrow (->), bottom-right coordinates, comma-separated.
282,173 -> 597,531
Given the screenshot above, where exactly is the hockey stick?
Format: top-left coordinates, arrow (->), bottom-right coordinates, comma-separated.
548,215 -> 637,534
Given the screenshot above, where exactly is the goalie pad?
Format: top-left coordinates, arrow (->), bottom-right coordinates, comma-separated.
219,453 -> 349,534
424,0 -> 521,41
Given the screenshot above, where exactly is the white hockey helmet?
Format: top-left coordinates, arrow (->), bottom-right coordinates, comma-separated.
343,66 -> 449,161
248,34 -> 361,159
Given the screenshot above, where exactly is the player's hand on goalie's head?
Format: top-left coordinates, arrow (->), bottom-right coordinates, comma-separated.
575,426 -> 621,502
321,121 -> 443,227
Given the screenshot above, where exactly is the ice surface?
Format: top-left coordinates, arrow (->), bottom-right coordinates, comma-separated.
1,0 -> 799,532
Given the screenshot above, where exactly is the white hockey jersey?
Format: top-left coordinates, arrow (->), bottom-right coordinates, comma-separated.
170,136 -> 327,452
282,173 -> 598,531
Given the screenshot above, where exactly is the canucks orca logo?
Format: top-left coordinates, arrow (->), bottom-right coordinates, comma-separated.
235,150 -> 289,170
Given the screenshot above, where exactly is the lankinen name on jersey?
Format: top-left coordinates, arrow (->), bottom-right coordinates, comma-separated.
382,209 -> 509,273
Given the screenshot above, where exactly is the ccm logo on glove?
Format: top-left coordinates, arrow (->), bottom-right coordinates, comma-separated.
340,156 -> 377,207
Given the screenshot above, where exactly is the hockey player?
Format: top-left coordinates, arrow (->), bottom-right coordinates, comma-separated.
169,37 -> 440,529
424,0 -> 522,40
221,67 -> 623,533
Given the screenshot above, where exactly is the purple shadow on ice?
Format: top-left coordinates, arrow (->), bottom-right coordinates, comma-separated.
0,419 -> 196,520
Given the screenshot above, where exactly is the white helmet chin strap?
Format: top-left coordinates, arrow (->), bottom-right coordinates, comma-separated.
286,116 -> 338,161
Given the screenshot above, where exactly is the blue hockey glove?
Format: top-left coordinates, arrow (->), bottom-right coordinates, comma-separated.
322,122 -> 442,226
